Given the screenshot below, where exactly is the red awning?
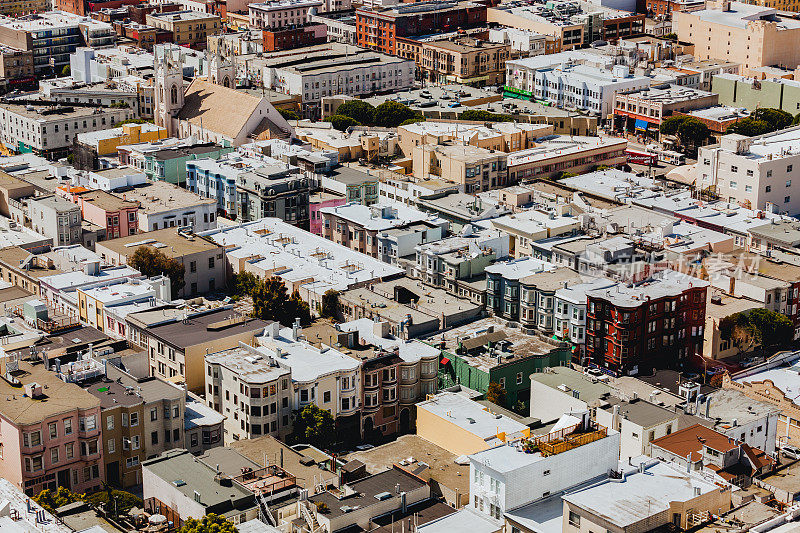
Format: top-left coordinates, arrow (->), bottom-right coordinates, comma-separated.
440,357 -> 450,365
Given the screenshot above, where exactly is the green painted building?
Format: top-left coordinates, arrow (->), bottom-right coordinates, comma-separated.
436,324 -> 571,410
712,73 -> 800,113
121,142 -> 234,187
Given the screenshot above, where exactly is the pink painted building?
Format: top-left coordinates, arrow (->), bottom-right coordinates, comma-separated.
0,361 -> 103,496
309,191 -> 345,235
74,190 -> 140,240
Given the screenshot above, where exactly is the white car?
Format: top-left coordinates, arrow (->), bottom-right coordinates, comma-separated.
782,445 -> 800,460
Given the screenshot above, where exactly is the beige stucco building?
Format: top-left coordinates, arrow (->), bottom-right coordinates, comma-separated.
398,121 -> 553,158
412,144 -> 510,193
674,1 -> 800,76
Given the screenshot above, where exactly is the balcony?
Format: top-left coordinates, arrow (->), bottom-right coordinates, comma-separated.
519,421 -> 608,457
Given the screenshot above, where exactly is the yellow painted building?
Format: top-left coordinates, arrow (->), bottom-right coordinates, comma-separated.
82,123 -> 168,157
415,391 -> 530,457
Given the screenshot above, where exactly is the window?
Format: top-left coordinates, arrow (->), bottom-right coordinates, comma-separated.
568,511 -> 581,527
79,415 -> 96,432
108,439 -> 115,454
64,418 -> 72,435
499,378 -> 505,389
65,443 -> 73,459
151,431 -> 159,445
323,391 -> 331,403
23,431 -> 41,447
48,422 -> 57,440
106,416 -> 114,430
130,412 -> 139,427
516,372 -> 523,384
50,447 -> 59,464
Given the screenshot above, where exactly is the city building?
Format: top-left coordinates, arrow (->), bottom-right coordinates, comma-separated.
237,164 -> 310,228
612,84 -> 719,136
130,142 -> 234,187
713,74 -> 800,114
0,360 -> 103,496
95,227 -> 226,297
0,101 -> 135,161
398,121 -> 553,158
507,135 -> 627,181
125,305 -> 271,392
650,423 -> 774,487
204,342 -> 293,443
0,12 -> 115,75
673,1 -> 800,76
490,210 -> 581,259
411,144 -> 510,193
184,396 -> 224,454
595,397 -> 681,461
25,195 -> 83,248
696,128 -> 800,214
434,316 -> 572,408
73,123 -> 169,171
415,391 -> 530,456
585,271 -> 709,375
310,191 -> 346,234
262,23 -> 327,51
356,1 -> 487,56
505,54 -> 650,117
82,361 -> 186,488
320,203 -> 447,259
488,27 -> 559,56
562,459 -> 731,532
529,366 -> 615,423
0,45 -> 34,91
111,180 -> 218,233
248,0 -> 323,29
72,190 -> 139,240
403,36 -> 510,86
554,278 -> 617,358
146,10 -> 221,49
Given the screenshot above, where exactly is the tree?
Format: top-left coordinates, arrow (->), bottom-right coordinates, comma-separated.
278,108 -> 300,121
793,112 -> 800,126
252,276 -> 290,323
399,117 -> 425,126
751,108 -> 793,131
128,246 -> 185,299
727,118 -> 773,137
675,117 -> 710,152
659,115 -> 688,136
285,289 -> 311,326
320,289 -> 340,319
61,65 -> 71,77
234,271 -> 260,297
335,100 -> 376,125
458,109 -> 514,122
84,487 -> 143,516
293,404 -> 336,448
179,513 -> 237,533
485,381 -> 506,407
34,487 -> 82,514
749,308 -> 794,348
664,32 -> 678,40
324,114 -> 360,131
374,101 -> 421,128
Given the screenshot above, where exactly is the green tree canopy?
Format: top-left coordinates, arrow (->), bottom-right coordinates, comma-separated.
128,246 -> 185,299
336,100 -> 376,125
278,108 -> 300,121
727,118 -> 774,137
84,487 -> 143,516
486,381 -> 506,407
179,513 -> 237,533
659,115 -> 689,136
749,308 -> 794,348
458,109 -> 515,122
793,112 -> 800,126
399,117 -> 425,126
293,404 -> 336,448
675,117 -> 710,150
320,289 -> 340,319
750,108 -> 793,131
324,114 -> 360,131
238,275 -> 311,326
374,101 -> 421,128
34,487 -> 82,514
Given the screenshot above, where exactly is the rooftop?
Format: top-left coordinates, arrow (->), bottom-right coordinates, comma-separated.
416,391 -> 529,444
618,84 -> 717,103
530,366 -> 615,404
508,136 -> 627,167
0,360 -> 100,425
685,2 -> 800,30
77,189 -> 138,212
98,227 -> 222,259
320,203 -> 444,232
651,423 -> 740,462
600,397 -> 679,428
114,181 -> 216,213
0,478 -> 72,533
586,270 -> 708,308
563,460 -> 721,527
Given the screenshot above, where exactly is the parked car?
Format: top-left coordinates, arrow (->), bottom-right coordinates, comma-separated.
782,445 -> 800,460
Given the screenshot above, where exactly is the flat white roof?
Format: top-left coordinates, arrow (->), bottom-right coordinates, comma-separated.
417,391 -> 529,444
319,203 -> 444,231
40,265 -> 141,291
485,256 -> 555,280
199,218 -> 403,292
508,136 -> 627,167
337,318 -> 440,362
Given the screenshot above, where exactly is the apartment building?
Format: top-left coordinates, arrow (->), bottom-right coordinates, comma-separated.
697,128 -> 800,215
95,227 -> 226,297
0,45 -> 34,90
237,165 -> 311,229
488,27 -> 559,56
585,271 -> 709,375
554,278 -> 616,361
146,10 -> 220,50
490,210 -> 581,259
673,1 -> 800,76
262,23 -> 328,51
412,37 -> 510,86
126,306 -> 271,393
356,1 -> 487,56
320,203 -> 448,259
111,180 -> 218,233
612,84 -> 719,135
469,414 -> 620,521
412,145 -> 509,193
26,195 -> 83,248
398,122 -> 553,157
487,4 -> 584,50
0,102 -> 135,161
248,0 -> 323,29
0,12 -> 115,75
205,343 -> 293,444
0,361 -> 103,496
85,362 -> 185,488
73,190 -> 139,240
507,135 -> 627,181
505,58 -> 650,118
73,123 -> 168,170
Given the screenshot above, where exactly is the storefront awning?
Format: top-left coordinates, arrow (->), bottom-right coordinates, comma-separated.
440,357 -> 450,365
634,119 -> 649,130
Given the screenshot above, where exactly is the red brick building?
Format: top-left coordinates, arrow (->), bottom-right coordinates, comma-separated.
55,0 -> 140,17
356,1 -> 487,56
639,0 -> 704,17
262,23 -> 327,52
585,272 -> 708,375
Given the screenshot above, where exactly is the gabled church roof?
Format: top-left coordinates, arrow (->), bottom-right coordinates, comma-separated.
177,78 -> 276,141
